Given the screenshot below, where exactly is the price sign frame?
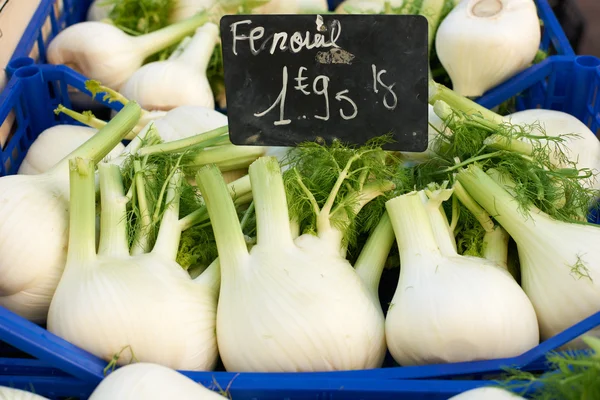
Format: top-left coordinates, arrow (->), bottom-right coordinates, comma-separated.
220,14 -> 429,151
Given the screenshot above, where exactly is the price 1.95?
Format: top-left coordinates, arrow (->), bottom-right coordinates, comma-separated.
254,65 -> 398,126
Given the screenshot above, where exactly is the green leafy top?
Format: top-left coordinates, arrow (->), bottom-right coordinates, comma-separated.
415,107 -> 599,224
120,143 -> 219,268
282,136 -> 409,253
497,336 -> 600,400
411,105 -> 600,257
104,0 -> 175,36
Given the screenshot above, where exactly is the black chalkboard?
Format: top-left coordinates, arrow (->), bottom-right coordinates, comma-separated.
220,14 -> 429,151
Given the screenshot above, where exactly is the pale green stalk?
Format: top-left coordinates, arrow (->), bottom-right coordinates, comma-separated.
178,175 -> 252,231
189,145 -> 266,172
386,192 -> 442,256
137,126 -> 228,156
151,171 -> 185,260
354,212 -> 396,298
54,105 -> 106,129
317,154 -> 360,233
453,181 -> 495,233
453,177 -> 510,269
248,157 -> 294,248
483,226 -> 510,271
97,163 -> 130,258
456,165 -> 541,240
195,165 -> 249,275
483,134 -> 536,156
130,160 -> 153,256
50,102 -> 141,174
86,80 -> 130,105
422,189 -> 457,256
429,81 -> 505,124
65,158 -> 98,267
133,12 -> 212,60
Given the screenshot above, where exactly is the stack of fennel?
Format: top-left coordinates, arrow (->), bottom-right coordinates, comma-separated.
2,55 -> 600,400
53,0 -> 544,115
50,0 -> 328,113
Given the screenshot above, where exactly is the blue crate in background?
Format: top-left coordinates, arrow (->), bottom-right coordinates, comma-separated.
1,63 -> 600,399
477,55 -> 600,138
7,0 -> 94,75
7,0 -> 575,100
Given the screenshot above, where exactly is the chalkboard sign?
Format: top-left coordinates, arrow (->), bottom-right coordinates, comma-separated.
220,14 -> 429,151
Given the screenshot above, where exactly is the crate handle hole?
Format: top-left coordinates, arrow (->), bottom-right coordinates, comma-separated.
7,58 -> 34,74
575,56 -> 600,69
14,66 -> 40,79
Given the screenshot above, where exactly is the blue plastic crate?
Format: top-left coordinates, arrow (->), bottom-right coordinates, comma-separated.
1,63 -> 600,396
7,0 -> 574,95
7,0 -> 94,74
326,0 -> 575,57
477,55 -> 600,138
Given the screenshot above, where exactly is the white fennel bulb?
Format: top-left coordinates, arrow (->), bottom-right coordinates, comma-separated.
18,126 -> 125,175
435,0 -> 541,97
120,23 -> 219,111
254,0 -> 329,14
47,14 -> 210,90
89,363 -> 226,400
501,109 -> 600,190
457,164 -> 600,347
0,103 -> 141,323
0,387 -> 49,400
384,186 -> 539,366
48,160 -> 220,370
448,387 -> 526,400
196,157 -> 387,372
87,0 -> 113,21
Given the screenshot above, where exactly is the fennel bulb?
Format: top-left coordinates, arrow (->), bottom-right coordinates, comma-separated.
435,0 -> 541,97
47,13 -> 210,90
447,387 -> 526,399
18,126 -> 125,175
457,164 -> 600,346
120,23 -> 219,111
0,103 -> 141,323
384,187 -> 539,366
196,157 -> 387,372
48,159 -> 220,370
0,387 -> 49,400
500,109 -> 600,190
88,363 -> 226,399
